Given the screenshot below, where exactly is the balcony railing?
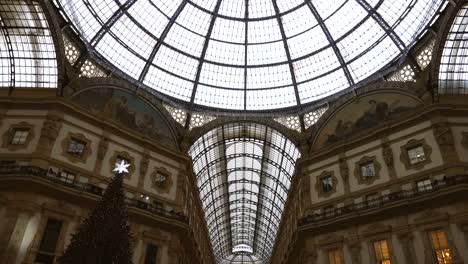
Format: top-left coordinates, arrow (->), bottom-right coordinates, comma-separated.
0,164 -> 188,223
299,175 -> 468,226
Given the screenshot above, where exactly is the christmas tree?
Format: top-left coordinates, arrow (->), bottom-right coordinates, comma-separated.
59,161 -> 133,264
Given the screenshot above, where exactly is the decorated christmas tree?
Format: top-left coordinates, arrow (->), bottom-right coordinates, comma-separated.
59,161 -> 133,264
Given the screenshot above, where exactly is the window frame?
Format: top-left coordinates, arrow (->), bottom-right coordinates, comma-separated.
2,122 -> 35,151
353,156 -> 381,185
429,229 -> 453,264
315,171 -> 338,198
372,239 -> 392,264
61,132 -> 91,163
400,139 -> 432,170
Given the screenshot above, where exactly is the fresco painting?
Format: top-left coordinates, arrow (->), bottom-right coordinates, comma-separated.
71,88 -> 176,147
315,93 -> 422,147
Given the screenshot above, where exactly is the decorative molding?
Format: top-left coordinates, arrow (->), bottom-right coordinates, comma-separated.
139,152 -> 150,188
396,230 -> 417,264
37,114 -> 63,155
1,122 -> 35,151
347,239 -> 362,264
61,132 -> 92,163
462,132 -> 468,151
94,136 -> 109,175
400,138 -> 432,170
353,156 -> 381,186
315,171 -> 337,199
339,158 -> 349,181
433,123 -> 457,162
382,143 -> 394,168
150,167 -> 173,194
109,151 -> 135,179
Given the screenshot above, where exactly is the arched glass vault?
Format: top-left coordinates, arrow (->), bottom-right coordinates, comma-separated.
189,122 -> 301,263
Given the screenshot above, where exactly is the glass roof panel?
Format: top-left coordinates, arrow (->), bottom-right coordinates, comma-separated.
56,0 -> 446,112
218,0 -> 245,18
439,4 -> 468,94
0,0 -> 58,88
189,123 -> 301,263
324,0 -> 367,40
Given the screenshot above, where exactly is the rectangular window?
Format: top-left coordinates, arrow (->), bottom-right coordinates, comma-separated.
60,170 -> 76,184
430,230 -> 452,264
67,138 -> 86,156
361,162 -> 376,177
144,243 -> 158,264
407,145 -> 426,165
324,206 -> 334,217
328,248 -> 341,264
10,128 -> 29,145
373,239 -> 391,264
416,179 -> 433,192
35,218 -> 63,264
366,193 -> 380,207
321,175 -> 333,193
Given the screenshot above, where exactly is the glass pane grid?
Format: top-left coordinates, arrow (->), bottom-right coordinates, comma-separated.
55,0 -> 445,111
439,5 -> 468,95
0,1 -> 58,88
188,123 -> 300,263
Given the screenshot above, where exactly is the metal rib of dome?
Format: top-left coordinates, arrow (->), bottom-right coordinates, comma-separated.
188,122 -> 301,263
55,0 -> 446,112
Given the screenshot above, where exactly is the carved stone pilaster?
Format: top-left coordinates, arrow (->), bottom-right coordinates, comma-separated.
458,222 -> 468,245
138,152 -> 150,189
0,210 -> 22,260
347,240 -> 362,264
382,141 -> 397,180
433,123 -> 457,163
397,231 -> 417,264
0,109 -> 6,129
93,137 -> 109,179
2,210 -> 33,263
36,114 -> 62,155
300,173 -> 312,213
339,158 -> 350,194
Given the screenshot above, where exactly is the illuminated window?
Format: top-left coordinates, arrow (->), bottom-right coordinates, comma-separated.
67,138 -> 86,156
360,162 -> 376,177
321,175 -> 334,193
416,179 -> 433,192
328,248 -> 341,264
430,230 -> 452,264
407,145 -> 426,165
10,129 -> 30,145
373,239 -> 391,264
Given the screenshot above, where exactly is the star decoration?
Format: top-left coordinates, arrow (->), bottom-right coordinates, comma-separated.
113,160 -> 130,174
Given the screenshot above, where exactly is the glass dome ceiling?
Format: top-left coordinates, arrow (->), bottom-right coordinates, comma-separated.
56,0 -> 446,111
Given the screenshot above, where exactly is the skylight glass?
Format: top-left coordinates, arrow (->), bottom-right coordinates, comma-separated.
55,0 -> 446,111
189,123 -> 301,263
439,4 -> 468,95
0,0 -> 58,88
